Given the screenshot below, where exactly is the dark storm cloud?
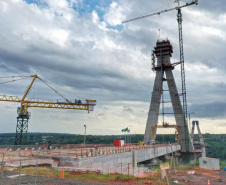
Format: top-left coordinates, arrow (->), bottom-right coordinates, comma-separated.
189,101 -> 226,118
0,49 -> 31,73
0,41 -> 153,103
0,63 -> 14,73
120,29 -> 158,54
199,0 -> 226,14
160,101 -> 226,119
0,39 -> 127,86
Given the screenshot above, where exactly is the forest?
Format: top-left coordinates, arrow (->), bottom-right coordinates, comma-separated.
0,133 -> 225,160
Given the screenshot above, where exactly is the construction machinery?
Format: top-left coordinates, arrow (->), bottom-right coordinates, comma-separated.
122,0 -> 198,157
0,74 -> 96,145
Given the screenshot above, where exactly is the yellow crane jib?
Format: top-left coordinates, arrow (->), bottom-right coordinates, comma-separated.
0,75 -> 96,114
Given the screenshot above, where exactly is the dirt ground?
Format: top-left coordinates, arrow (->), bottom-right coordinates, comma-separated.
0,171 -> 105,185
168,167 -> 226,185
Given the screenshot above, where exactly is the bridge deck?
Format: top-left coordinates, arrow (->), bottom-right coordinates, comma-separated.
1,143 -> 179,159
0,144 -> 181,177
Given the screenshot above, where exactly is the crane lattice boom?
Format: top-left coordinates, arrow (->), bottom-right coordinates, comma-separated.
0,95 -> 96,112
122,0 -> 198,24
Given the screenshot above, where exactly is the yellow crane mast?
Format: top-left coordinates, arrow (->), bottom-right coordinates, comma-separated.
0,74 -> 96,145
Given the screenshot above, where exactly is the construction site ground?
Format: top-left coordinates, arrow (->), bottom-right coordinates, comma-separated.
168,166 -> 226,185
1,145 -> 225,184
0,166 -> 226,185
0,171 -> 168,185
0,171 -> 105,185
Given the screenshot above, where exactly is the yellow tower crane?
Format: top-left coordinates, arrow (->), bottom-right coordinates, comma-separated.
0,74 -> 96,145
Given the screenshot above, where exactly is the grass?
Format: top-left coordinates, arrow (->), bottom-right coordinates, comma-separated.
220,160 -> 226,170
187,159 -> 199,167
14,167 -> 60,178
14,167 -> 167,184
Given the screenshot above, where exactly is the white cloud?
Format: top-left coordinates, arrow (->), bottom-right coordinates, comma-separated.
104,1 -> 126,26
0,1 -> 8,12
44,0 -> 68,9
43,28 -> 69,47
92,10 -> 107,31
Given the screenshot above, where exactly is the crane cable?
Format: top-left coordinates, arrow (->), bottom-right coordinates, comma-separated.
37,77 -> 72,103
0,76 -> 31,78
143,1 -> 175,15
39,78 -> 87,101
0,76 -> 31,85
0,75 -> 86,102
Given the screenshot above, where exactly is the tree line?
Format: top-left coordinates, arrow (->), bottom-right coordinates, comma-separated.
0,133 -> 225,160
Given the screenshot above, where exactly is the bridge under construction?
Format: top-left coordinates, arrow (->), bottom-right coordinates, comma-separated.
0,0 -> 206,173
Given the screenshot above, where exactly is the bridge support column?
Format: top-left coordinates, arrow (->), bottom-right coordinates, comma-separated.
190,153 -> 196,163
173,152 -> 179,164
179,153 -> 196,164
164,154 -> 169,160
132,151 -> 137,168
151,158 -> 158,165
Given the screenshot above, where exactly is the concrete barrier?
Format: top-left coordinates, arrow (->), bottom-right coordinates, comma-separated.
199,157 -> 220,170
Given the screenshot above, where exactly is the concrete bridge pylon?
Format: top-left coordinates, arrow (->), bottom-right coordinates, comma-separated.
143,39 -> 194,153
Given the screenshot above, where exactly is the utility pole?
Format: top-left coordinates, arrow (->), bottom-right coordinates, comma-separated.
84,125 -> 87,147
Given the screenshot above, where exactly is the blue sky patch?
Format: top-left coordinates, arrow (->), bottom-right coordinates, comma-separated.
72,0 -> 113,20
24,0 -> 41,5
23,0 -> 122,31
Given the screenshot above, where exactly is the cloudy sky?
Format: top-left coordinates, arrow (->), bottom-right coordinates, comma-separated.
0,0 -> 225,136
